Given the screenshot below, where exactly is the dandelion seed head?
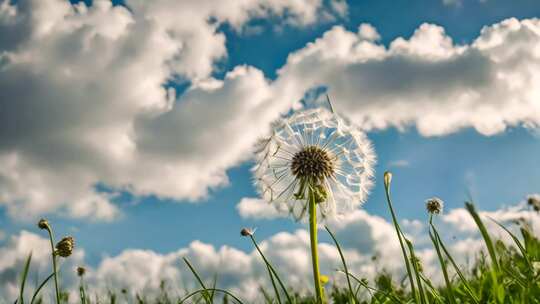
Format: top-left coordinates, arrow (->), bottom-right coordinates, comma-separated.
426,197 -> 444,214
55,236 -> 74,257
253,107 -> 376,221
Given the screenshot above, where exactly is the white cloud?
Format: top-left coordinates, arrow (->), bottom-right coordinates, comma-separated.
2,0 -> 540,225
388,159 -> 410,168
277,19 -> 540,137
0,0 -> 345,221
443,0 -> 488,7
236,197 -> 288,220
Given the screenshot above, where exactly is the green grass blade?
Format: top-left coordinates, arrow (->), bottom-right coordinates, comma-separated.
429,223 -> 457,304
433,228 -> 480,303
404,239 -> 426,304
248,235 -> 292,303
465,202 -> 499,271
325,226 -> 356,304
178,288 -> 244,304
19,252 -> 33,304
182,257 -> 212,304
266,264 -> 282,304
488,217 -> 533,271
30,273 -> 54,304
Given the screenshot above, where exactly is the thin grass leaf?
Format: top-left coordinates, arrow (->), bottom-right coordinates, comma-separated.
183,257 -> 212,304
178,288 -> 244,304
248,235 -> 292,303
488,217 -> 533,271
465,202 -> 499,271
429,221 -> 457,304
434,228 -> 480,303
18,252 -> 33,304
404,239 -> 427,304
325,226 -> 355,304
30,273 -> 54,304
266,264 -> 282,304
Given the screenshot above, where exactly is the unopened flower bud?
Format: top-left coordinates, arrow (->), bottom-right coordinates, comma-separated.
37,218 -> 50,230
383,171 -> 392,188
240,228 -> 253,237
77,266 -> 86,277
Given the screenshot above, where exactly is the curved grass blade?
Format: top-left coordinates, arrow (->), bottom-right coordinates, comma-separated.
429,222 -> 457,304
19,252 -> 33,304
266,264 -> 282,304
248,235 -> 292,303
183,257 -> 212,304
178,288 -> 244,304
30,273 -> 54,304
433,228 -> 480,303
465,202 -> 499,271
325,226 -> 355,303
488,217 -> 533,271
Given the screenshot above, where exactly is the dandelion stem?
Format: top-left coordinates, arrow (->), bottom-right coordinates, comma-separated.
308,187 -> 324,304
45,227 -> 61,304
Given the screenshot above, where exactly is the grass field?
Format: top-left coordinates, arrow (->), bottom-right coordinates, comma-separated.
12,171 -> 540,304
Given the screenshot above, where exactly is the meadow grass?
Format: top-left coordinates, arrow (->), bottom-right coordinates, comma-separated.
13,172 -> 540,303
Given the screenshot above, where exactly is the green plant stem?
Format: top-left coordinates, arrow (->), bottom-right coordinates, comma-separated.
383,173 -> 418,303
308,188 -> 324,304
46,228 -> 61,304
308,187 -> 323,303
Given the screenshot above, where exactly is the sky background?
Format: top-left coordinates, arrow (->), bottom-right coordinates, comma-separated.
1,0 -> 540,301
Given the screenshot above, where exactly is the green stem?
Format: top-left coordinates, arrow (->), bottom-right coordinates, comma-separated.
308,188 -> 324,304
383,173 -> 418,302
46,228 -> 61,304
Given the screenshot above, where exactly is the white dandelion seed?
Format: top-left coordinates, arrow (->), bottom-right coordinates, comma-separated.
425,197 -> 444,215
252,106 -> 376,221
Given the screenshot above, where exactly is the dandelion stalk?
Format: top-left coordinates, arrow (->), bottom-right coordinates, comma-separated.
308,187 -> 324,303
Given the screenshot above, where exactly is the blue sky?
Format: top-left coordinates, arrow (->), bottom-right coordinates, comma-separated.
1,0 -> 540,299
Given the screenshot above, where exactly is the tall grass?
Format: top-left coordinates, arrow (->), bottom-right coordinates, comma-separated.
12,172 -> 540,303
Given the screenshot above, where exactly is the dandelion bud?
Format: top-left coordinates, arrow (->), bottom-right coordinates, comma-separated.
77,266 -> 86,277
425,197 -> 444,214
55,236 -> 74,257
240,228 -> 253,237
383,171 -> 392,188
37,218 -> 50,230
319,275 -> 329,285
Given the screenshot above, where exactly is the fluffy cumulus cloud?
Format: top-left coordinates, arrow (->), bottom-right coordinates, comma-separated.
0,0 -> 345,221
2,0 -> 540,226
1,200 -> 538,302
277,19 -> 540,136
